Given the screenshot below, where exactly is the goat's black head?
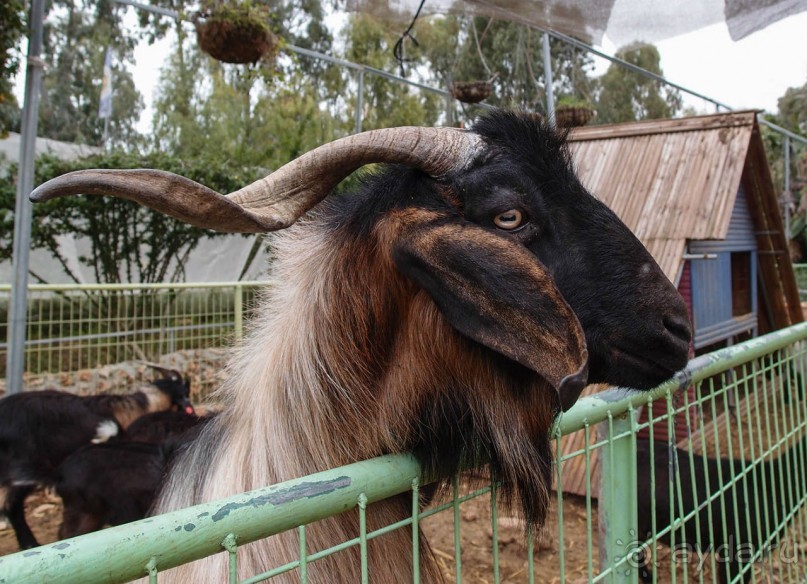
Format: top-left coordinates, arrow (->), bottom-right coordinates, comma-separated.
31,110 -> 690,414
451,111 -> 691,400
143,364 -> 194,415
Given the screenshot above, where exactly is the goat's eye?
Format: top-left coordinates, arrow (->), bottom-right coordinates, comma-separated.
493,209 -> 524,230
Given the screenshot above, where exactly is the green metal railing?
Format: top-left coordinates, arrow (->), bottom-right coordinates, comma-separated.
2,322 -> 807,583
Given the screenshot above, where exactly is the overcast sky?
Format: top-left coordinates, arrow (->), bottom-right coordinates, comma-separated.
642,11 -> 807,113
15,8 -> 807,131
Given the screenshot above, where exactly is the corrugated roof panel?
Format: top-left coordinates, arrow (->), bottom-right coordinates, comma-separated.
568,112 -> 755,245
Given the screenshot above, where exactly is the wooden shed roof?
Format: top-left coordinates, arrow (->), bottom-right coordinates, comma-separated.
567,111 -> 755,282
558,111 -> 803,498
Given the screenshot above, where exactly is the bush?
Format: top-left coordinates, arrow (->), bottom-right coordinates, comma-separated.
0,151 -> 267,284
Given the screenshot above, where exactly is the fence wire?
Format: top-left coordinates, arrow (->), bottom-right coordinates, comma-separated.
2,295 -> 807,583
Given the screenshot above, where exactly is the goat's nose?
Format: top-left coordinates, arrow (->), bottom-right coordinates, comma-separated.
663,313 -> 692,346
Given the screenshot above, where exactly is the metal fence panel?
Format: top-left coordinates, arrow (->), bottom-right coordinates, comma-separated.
0,283 -> 264,394
2,307 -> 807,583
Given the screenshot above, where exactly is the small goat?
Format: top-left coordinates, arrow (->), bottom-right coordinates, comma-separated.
0,367 -> 193,550
119,410 -> 210,444
55,412 -> 212,539
636,436 -> 807,584
31,110 -> 691,582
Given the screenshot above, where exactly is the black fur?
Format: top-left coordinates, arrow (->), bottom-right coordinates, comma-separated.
332,111 -> 691,392
121,410 -> 208,444
55,413 -> 212,539
0,374 -> 192,550
636,436 -> 807,584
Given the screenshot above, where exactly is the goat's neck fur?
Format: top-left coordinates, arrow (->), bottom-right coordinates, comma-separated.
83,386 -> 171,429
154,212 -> 556,583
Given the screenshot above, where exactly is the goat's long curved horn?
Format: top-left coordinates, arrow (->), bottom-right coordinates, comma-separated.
138,361 -> 183,380
30,127 -> 484,233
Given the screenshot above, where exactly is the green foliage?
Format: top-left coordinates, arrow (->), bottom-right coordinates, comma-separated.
762,81 -> 807,257
198,0 -> 274,31
595,43 -> 681,124
37,1 -> 144,149
406,16 -> 597,123
778,82 -> 807,137
343,14 -> 441,130
556,95 -> 592,108
0,152 -> 262,284
0,0 -> 25,137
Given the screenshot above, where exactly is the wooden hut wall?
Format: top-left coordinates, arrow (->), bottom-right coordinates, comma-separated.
688,186 -> 759,348
743,123 -> 804,330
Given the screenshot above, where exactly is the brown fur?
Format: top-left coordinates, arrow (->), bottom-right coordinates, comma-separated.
152,212 -> 560,582
82,386 -> 172,429
32,111 -> 691,576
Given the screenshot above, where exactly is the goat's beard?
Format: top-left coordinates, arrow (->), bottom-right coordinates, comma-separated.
412,385 -> 556,530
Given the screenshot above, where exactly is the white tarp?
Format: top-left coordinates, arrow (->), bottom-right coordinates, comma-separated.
344,0 -> 807,45
0,234 -> 270,285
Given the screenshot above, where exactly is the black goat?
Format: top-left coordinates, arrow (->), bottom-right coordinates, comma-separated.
120,410 -> 209,444
0,368 -> 193,550
55,413 -> 212,539
636,436 -> 807,584
31,110 -> 692,582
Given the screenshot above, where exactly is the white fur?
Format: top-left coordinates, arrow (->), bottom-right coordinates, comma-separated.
91,420 -> 119,444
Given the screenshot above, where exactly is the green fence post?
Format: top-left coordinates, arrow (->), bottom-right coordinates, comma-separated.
597,404 -> 639,583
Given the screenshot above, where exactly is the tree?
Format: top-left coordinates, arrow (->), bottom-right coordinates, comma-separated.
761,80 -> 806,259
0,151 -> 261,284
413,16 -> 597,123
147,0 -> 343,163
596,43 -> 682,124
36,0 -> 144,148
342,14 -> 442,131
0,0 -> 25,137
778,82 -> 807,136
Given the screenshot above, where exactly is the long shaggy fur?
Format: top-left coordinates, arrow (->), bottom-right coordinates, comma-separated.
153,208 -> 556,582
144,112 -> 692,582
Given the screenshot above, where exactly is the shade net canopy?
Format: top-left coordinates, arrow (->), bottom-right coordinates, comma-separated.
344,0 -> 807,46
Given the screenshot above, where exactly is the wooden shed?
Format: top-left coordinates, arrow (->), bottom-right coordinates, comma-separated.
557,111 -> 803,498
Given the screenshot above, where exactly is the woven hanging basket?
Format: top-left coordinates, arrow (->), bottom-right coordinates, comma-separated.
554,105 -> 595,128
195,14 -> 277,65
450,80 -> 493,104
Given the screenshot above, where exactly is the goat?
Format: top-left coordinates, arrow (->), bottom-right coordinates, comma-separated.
55,412 -> 212,539
636,436 -> 807,584
31,110 -> 692,582
0,367 -> 193,550
120,410 -> 209,444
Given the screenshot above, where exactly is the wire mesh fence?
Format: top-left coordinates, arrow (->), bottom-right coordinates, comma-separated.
0,282 -> 265,380
3,321 -> 807,583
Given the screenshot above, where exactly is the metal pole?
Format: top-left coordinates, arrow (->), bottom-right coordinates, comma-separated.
355,68 -> 364,135
6,0 -> 46,395
784,136 -> 792,238
542,32 -> 555,127
597,409 -> 639,583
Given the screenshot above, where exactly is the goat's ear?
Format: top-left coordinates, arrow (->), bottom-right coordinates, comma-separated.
390,212 -> 589,411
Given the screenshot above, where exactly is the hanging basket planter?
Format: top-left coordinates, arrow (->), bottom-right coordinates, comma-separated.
450,80 -> 493,104
554,105 -> 595,128
194,7 -> 278,65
